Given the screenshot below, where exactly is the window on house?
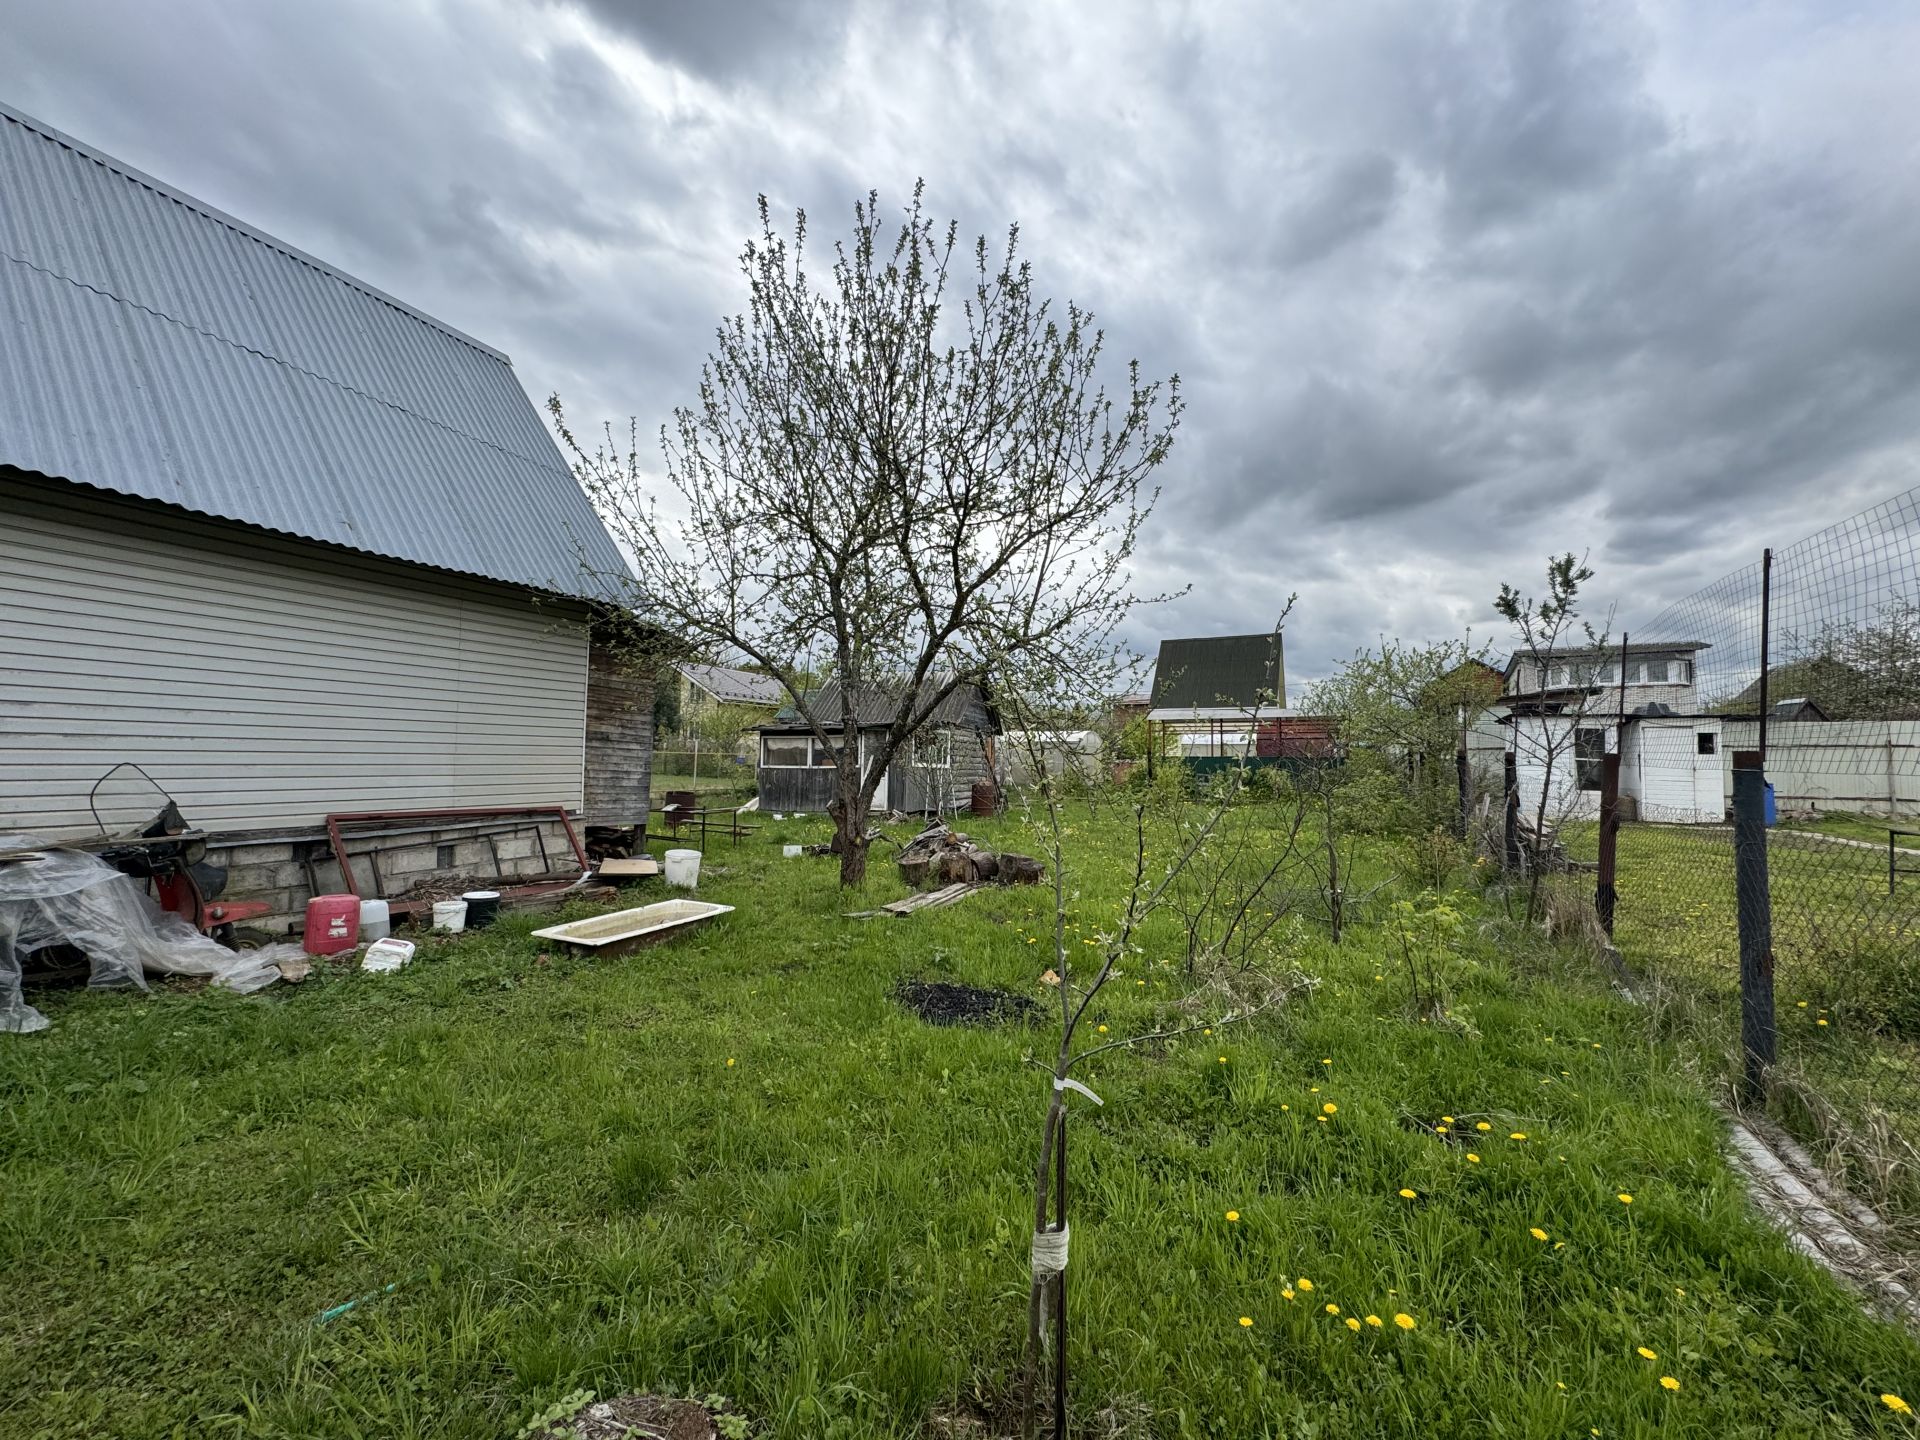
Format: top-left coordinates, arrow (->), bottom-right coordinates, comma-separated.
761,736 -> 810,768
1697,732 -> 1717,756
1575,727 -> 1607,791
1643,657 -> 1669,683
910,730 -> 952,767
812,737 -> 849,767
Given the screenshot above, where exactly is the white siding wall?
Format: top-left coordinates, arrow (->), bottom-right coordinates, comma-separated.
1719,719 -> 1920,818
1,477 -> 590,836
1621,721 -> 1724,822
1509,716 -> 1611,822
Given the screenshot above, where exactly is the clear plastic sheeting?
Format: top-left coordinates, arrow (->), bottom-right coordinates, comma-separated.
0,836 -> 285,1033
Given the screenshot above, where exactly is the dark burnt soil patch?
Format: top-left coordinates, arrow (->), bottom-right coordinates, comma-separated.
895,978 -> 1041,1028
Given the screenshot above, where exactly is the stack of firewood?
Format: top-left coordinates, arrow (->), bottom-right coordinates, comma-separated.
896,823 -> 1043,888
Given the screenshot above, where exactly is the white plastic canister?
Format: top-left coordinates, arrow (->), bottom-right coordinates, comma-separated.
362,938 -> 416,972
431,899 -> 468,932
359,898 -> 391,942
663,848 -> 702,888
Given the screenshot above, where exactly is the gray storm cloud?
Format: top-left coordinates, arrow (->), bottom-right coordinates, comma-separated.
5,0 -> 1918,683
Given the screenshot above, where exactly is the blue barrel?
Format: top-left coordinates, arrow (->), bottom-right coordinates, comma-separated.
1764,782 -> 1777,827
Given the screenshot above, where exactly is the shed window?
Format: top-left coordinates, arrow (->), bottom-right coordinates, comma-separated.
761,736 -> 810,768
910,730 -> 952,767
1696,732 -> 1717,756
1575,727 -> 1607,792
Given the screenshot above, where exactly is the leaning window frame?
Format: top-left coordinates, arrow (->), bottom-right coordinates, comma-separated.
910,728 -> 953,768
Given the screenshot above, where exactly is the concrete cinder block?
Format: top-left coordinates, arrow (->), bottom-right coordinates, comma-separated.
223,842 -> 295,865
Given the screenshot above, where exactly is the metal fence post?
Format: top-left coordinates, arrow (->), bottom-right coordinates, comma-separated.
1595,752 -> 1621,937
1732,751 -> 1776,1101
1456,741 -> 1471,841
1503,751 -> 1521,872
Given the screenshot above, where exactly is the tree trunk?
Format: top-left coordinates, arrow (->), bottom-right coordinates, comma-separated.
830,765 -> 872,887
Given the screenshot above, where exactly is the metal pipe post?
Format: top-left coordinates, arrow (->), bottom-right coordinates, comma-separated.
1595,752 -> 1621,937
1732,752 -> 1777,1101
1503,751 -> 1521,872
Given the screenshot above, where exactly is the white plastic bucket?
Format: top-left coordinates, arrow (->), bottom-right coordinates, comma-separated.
431,899 -> 468,932
359,898 -> 391,942
783,844 -> 802,858
663,848 -> 702,888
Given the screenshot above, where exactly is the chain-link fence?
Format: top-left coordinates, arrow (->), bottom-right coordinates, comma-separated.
650,745 -> 758,803
1586,490 -> 1920,1225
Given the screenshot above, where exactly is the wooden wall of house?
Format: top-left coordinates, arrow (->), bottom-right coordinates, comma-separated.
755,760 -> 841,813
584,642 -> 656,826
893,726 -> 992,813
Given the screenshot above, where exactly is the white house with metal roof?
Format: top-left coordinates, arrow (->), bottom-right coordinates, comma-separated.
0,102 -> 652,912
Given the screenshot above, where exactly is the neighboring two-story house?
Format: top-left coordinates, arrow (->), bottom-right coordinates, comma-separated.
1494,641 -> 1723,824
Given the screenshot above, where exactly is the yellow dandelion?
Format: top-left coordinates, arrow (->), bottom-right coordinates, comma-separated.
1317,1115 -> 1328,1123
1883,1394 -> 1912,1415
1322,1058 -> 1332,1066
1399,1188 -> 1418,1199
1618,1193 -> 1634,1205
1097,1025 -> 1109,1034
1556,1381 -> 1566,1390
1238,1316 -> 1253,1328
1365,1314 -> 1383,1327
1323,1302 -> 1337,1315
1225,1210 -> 1240,1222
1441,1115 -> 1456,1124
1797,1001 -> 1808,1008
1530,1227 -> 1549,1241
1219,1056 -> 1228,1064
726,1058 -> 735,1067
1281,1104 -> 1290,1111
1817,1018 -> 1829,1027
1310,1085 -> 1320,1093
1659,1376 -> 1679,1392
1345,1316 -> 1361,1331
1510,1132 -> 1528,1141
1476,1122 -> 1492,1132
1203,1027 -> 1212,1035
1436,1124 -> 1450,1134
1675,1287 -> 1686,1296
1394,1312 -> 1415,1330
1282,1287 -> 1295,1300
1466,1153 -> 1481,1163
1324,1103 -> 1338,1114
1637,1346 -> 1658,1360
1298,1278 -> 1313,1292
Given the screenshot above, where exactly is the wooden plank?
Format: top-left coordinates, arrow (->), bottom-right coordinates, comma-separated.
596,857 -> 659,878
880,882 -> 977,917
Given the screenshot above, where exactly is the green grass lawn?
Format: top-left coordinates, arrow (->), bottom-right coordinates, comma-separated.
1570,821 -> 1920,1221
5,806 -> 1920,1438
1780,811 -> 1919,851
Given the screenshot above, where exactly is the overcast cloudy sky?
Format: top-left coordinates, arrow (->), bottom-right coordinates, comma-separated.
6,0 -> 1919,681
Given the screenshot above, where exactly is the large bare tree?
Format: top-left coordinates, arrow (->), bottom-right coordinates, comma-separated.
552,185 -> 1180,883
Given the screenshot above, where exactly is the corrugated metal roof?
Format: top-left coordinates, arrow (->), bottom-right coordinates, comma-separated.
679,662 -> 785,706
0,101 -> 629,598
764,680 -> 997,731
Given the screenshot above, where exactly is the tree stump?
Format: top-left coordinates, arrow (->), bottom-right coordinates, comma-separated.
899,854 -> 934,888
996,853 -> 1044,885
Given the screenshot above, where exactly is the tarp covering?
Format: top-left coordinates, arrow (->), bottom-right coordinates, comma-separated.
0,837 -> 283,1033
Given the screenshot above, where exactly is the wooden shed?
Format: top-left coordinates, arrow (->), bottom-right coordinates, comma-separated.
755,682 -> 1000,815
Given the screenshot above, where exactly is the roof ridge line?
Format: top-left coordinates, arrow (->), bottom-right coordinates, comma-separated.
0,99 -> 513,366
